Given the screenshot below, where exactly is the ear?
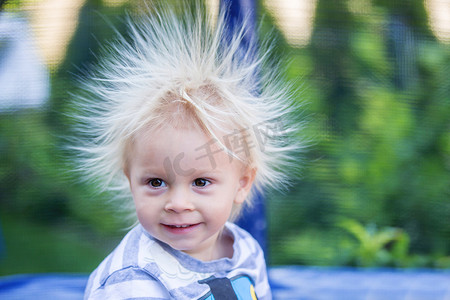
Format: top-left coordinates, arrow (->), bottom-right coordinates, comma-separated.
234,167 -> 256,205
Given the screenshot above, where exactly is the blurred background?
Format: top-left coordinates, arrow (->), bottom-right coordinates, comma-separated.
0,0 -> 449,276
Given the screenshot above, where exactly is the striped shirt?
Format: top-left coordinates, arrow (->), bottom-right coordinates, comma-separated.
84,222 -> 272,299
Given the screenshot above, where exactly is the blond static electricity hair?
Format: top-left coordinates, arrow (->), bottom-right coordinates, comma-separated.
72,2 -> 306,221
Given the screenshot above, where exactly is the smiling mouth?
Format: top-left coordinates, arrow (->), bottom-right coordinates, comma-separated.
168,224 -> 193,228
162,223 -> 200,232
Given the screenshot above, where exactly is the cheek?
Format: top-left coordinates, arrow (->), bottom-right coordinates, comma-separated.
204,194 -> 236,222
135,205 -> 152,224
135,205 -> 161,236
133,195 -> 161,224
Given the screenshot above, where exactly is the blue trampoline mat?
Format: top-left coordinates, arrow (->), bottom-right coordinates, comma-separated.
269,266 -> 450,300
0,267 -> 449,299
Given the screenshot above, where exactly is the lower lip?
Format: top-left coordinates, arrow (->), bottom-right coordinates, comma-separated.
162,223 -> 201,235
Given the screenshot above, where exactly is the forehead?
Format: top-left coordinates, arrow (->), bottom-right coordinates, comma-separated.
134,123 -> 210,150
130,123 -> 241,171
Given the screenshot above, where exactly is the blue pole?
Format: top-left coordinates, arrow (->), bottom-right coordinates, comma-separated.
219,0 -> 267,254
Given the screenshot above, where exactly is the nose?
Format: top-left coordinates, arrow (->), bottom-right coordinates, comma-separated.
164,187 -> 195,213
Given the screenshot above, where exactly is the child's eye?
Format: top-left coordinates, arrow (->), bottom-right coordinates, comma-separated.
147,178 -> 166,188
193,178 -> 210,187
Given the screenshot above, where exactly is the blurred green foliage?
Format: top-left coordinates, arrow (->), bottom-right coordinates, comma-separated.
0,0 -> 449,274
338,219 -> 423,268
267,0 -> 450,267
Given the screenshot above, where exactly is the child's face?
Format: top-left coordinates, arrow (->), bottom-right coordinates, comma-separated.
125,124 -> 255,261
